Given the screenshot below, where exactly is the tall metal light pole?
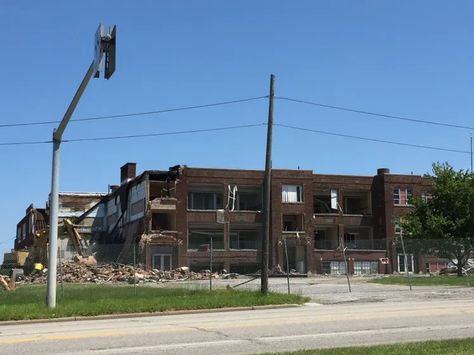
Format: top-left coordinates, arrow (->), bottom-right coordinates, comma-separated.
261,74 -> 275,294
46,24 -> 116,309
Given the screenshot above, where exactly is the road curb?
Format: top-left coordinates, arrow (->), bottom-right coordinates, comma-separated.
0,303 -> 302,326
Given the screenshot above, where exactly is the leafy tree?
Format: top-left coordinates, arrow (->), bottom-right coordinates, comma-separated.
403,163 -> 474,276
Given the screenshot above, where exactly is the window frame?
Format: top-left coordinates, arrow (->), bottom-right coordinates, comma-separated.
188,190 -> 224,211
393,187 -> 413,206
282,184 -> 304,203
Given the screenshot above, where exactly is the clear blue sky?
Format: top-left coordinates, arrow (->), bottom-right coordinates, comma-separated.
1,1 -> 473,257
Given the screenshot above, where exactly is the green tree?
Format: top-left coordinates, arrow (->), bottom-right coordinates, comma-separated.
403,163 -> 474,276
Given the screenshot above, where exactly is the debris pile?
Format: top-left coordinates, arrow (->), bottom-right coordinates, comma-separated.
19,262 -> 238,284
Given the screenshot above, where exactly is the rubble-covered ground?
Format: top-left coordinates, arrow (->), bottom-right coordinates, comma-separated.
5,261 -> 238,285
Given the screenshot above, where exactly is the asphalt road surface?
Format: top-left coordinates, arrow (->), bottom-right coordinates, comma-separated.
2,298 -> 474,354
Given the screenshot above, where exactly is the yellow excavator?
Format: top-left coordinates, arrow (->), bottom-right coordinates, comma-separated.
22,219 -> 87,272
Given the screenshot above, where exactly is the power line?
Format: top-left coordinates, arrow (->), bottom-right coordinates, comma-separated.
275,123 -> 470,155
0,123 -> 267,146
277,96 -> 474,131
0,121 -> 468,155
0,140 -> 51,146
63,123 -> 267,143
0,96 -> 268,129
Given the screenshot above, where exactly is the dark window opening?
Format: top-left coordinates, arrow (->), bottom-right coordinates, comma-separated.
314,228 -> 337,249
230,228 -> 261,249
152,213 -> 176,230
188,190 -> 223,210
343,191 -> 371,215
314,189 -> 336,213
282,215 -> 304,231
235,187 -> 262,211
188,226 -> 224,250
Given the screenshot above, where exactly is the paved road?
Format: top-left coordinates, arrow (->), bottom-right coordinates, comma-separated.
2,299 -> 474,354
172,276 -> 474,304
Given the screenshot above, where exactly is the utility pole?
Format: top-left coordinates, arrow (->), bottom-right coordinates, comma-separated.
209,237 -> 213,291
46,24 -> 116,309
470,134 -> 473,173
338,222 -> 351,293
399,227 -> 412,292
261,74 -> 275,294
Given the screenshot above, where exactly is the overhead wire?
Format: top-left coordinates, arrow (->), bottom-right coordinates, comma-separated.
0,96 -> 268,128
0,123 -> 267,146
0,93 -> 470,154
0,121 -> 469,155
277,96 -> 474,131
275,123 -> 471,155
62,123 -> 267,143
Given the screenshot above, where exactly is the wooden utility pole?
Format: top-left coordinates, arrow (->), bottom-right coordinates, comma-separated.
261,74 -> 275,294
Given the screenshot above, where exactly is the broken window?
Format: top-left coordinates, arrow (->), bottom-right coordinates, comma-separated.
282,185 -> 303,203
230,227 -> 261,249
149,180 -> 177,200
188,225 -> 224,250
314,227 -> 337,249
282,215 -> 304,232
343,232 -> 357,249
234,186 -> 262,211
343,190 -> 371,215
393,187 -> 413,206
313,189 -> 336,213
342,227 -> 374,249
152,212 -> 176,230
188,186 -> 223,210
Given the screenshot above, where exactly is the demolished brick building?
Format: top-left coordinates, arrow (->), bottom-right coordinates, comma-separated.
78,163 -> 442,275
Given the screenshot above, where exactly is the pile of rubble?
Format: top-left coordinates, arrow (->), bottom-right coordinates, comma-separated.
19,261 -> 237,285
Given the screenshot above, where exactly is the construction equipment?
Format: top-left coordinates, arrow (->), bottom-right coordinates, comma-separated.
24,228 -> 49,270
1,250 -> 29,274
63,218 -> 88,256
1,219 -> 88,275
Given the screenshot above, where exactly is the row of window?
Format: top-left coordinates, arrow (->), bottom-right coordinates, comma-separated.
393,188 -> 431,206
188,187 -> 263,211
187,185 -> 430,211
187,184 -> 305,211
321,260 -> 379,275
188,226 -> 262,250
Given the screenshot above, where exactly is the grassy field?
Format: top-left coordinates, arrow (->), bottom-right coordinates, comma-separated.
0,284 -> 308,321
268,338 -> 474,354
370,275 -> 474,287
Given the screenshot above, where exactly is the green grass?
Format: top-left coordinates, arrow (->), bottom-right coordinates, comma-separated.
370,275 -> 474,287
0,284 -> 308,321
266,338 -> 474,354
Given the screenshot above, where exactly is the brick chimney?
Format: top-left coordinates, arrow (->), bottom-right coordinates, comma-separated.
377,168 -> 390,175
120,163 -> 136,184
